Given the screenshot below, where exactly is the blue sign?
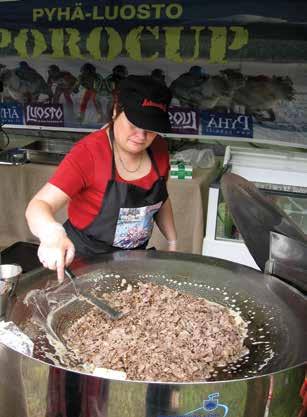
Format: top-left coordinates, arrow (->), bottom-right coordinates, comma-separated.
0,103 -> 23,125
169,107 -> 200,135
184,393 -> 229,417
201,111 -> 253,138
1,1 -> 307,28
158,392 -> 229,417
25,104 -> 64,127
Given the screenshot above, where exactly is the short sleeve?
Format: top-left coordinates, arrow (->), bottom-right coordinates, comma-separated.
49,142 -> 94,198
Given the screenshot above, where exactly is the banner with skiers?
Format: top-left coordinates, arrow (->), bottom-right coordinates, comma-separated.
0,0 -> 306,146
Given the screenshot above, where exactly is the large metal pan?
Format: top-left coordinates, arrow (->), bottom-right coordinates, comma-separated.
10,250 -> 307,380
3,250 -> 306,417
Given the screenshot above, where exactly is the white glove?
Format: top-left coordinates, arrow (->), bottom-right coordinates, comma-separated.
37,223 -> 75,282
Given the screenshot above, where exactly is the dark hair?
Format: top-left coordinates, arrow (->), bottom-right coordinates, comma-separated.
48,64 -> 60,73
189,65 -> 205,77
112,65 -> 128,79
19,61 -> 29,68
151,68 -> 165,78
81,63 -> 96,73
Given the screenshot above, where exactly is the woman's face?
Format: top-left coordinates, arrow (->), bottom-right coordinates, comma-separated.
113,111 -> 157,154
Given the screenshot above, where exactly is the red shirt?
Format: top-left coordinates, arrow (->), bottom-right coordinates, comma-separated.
49,128 -> 170,229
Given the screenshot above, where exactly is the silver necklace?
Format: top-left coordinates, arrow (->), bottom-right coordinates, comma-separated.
114,142 -> 144,173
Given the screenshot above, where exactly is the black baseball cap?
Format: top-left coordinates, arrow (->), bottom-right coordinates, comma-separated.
119,75 -> 172,134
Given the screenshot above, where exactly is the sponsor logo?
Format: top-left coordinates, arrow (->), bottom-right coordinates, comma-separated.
0,103 -> 23,125
25,103 -> 64,127
201,111 -> 253,138
169,107 -> 199,134
158,392 -> 229,417
142,99 -> 167,112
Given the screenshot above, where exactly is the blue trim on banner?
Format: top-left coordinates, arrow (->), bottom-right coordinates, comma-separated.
1,1 -> 307,22
1,1 -> 307,30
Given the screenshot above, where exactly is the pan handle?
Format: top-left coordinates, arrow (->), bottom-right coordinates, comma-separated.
266,232 -> 307,294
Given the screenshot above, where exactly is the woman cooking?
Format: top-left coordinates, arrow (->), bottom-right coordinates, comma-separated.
26,75 -> 177,283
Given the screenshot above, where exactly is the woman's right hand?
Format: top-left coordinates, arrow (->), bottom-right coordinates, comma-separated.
37,223 -> 75,283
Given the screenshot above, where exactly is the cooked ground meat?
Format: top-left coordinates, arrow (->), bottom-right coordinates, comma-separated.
63,282 -> 248,382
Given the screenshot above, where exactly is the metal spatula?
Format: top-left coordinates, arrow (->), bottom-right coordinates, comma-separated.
64,268 -> 123,320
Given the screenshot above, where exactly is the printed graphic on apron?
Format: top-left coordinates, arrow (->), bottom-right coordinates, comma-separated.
113,201 -> 162,249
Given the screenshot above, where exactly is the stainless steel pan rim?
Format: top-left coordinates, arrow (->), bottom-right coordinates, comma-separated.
0,344 -> 305,386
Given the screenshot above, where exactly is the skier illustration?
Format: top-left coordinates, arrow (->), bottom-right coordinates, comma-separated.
47,65 -> 77,112
104,65 -> 128,97
75,63 -> 105,123
0,61 -> 51,103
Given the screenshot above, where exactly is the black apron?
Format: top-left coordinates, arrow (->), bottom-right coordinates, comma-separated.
64,127 -> 168,257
